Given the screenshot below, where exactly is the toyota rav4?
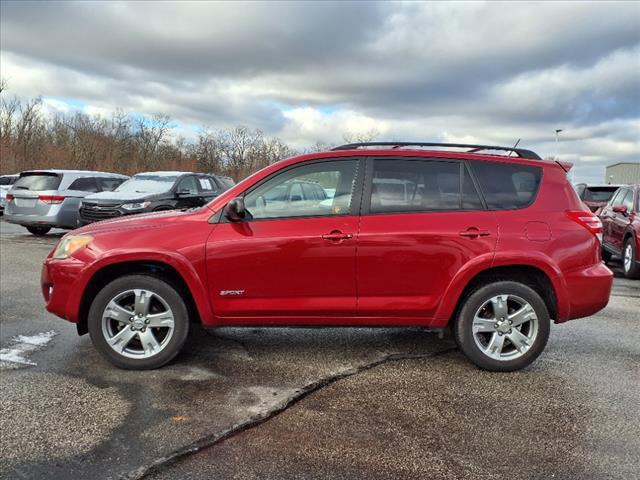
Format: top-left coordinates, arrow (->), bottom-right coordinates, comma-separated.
41,142 -> 613,371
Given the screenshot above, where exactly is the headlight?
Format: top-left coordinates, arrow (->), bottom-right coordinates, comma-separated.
52,235 -> 93,260
121,201 -> 151,210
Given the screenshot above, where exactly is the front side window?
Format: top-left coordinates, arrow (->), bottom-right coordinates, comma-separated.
471,161 -> 542,210
100,177 -> 125,192
610,189 -> 627,207
370,159 -> 481,213
176,176 -> 199,194
244,160 -> 358,220
621,190 -> 634,211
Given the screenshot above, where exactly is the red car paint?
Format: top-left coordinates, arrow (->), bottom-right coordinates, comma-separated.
42,149 -> 612,331
599,184 -> 640,273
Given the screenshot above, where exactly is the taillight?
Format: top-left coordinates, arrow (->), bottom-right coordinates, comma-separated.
566,209 -> 603,242
39,195 -> 65,204
5,194 -> 13,201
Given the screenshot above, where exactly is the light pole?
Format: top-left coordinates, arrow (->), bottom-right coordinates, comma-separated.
555,128 -> 563,157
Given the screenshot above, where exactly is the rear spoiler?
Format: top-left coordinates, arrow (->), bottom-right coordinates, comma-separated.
555,160 -> 573,172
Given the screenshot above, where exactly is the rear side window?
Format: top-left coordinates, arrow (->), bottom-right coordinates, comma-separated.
100,177 -> 125,192
198,177 -> 217,192
370,159 -> 482,213
0,176 -> 17,186
12,173 -> 62,191
68,177 -> 100,193
470,161 -> 542,210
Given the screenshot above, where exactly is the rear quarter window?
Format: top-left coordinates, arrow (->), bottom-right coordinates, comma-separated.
12,173 -> 62,191
470,161 -> 542,210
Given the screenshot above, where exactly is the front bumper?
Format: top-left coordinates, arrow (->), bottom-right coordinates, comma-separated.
41,257 -> 87,322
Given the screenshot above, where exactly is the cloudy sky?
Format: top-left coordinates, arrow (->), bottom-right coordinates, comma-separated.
1,1 -> 639,182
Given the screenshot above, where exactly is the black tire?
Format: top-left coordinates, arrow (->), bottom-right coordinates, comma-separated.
88,275 -> 190,369
601,248 -> 612,264
623,237 -> 640,279
454,281 -> 550,372
26,226 -> 51,236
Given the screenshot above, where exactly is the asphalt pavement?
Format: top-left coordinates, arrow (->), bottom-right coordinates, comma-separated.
1,220 -> 638,480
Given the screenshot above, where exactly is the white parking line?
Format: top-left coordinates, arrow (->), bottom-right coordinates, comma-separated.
0,331 -> 57,369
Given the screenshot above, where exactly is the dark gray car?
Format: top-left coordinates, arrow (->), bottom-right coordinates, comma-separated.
78,171 -> 232,225
4,170 -> 128,235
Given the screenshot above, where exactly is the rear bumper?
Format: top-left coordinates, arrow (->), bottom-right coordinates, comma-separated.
561,262 -> 613,322
4,212 -> 65,228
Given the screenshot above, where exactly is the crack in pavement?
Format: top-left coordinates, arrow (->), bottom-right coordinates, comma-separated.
124,346 -> 458,480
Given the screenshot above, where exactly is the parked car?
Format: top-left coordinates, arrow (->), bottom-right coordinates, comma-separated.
41,142 -> 612,371
4,170 -> 128,235
599,184 -> 639,278
0,174 -> 19,215
574,183 -> 623,213
78,171 -> 231,225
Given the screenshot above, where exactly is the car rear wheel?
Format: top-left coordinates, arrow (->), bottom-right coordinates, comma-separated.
623,238 -> 639,279
26,226 -> 51,236
88,275 -> 190,369
454,281 -> 550,372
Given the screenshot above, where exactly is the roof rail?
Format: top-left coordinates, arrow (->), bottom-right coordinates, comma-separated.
330,142 -> 541,160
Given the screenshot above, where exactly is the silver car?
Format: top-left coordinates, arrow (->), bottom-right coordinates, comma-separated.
0,174 -> 19,215
4,170 -> 128,235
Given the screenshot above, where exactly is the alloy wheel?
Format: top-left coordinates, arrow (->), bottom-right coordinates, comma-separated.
471,294 -> 539,361
624,243 -> 633,273
101,289 -> 175,359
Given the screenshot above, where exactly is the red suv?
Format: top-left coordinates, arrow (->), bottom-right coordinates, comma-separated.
599,184 -> 640,278
41,142 -> 613,371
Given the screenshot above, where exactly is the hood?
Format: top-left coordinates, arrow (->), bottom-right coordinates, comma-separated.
73,208 -> 206,236
83,191 -> 168,203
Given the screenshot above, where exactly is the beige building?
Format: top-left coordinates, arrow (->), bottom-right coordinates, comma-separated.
605,162 -> 640,185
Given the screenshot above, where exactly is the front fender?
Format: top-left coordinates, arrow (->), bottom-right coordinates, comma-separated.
66,249 -> 213,325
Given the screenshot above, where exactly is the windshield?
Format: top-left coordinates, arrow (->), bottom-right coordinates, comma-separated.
584,187 -> 619,202
115,175 -> 178,194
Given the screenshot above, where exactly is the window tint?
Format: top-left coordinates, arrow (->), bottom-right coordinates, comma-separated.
462,166 -> 483,209
100,177 -> 125,192
0,176 -> 17,186
370,159 -> 480,213
12,173 -> 62,191
622,190 -> 634,211
68,177 -> 100,193
583,187 -> 619,202
245,160 -> 358,220
575,184 -> 586,198
609,189 -> 624,207
177,176 -> 199,194
470,161 -> 542,210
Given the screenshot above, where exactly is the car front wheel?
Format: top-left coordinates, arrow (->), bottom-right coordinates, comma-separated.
454,281 -> 550,372
88,275 -> 190,369
623,238 -> 640,279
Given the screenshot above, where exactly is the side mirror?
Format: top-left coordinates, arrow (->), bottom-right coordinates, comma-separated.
176,189 -> 191,197
225,197 -> 246,222
613,205 -> 628,214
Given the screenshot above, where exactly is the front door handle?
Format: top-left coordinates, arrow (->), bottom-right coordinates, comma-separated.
322,230 -> 353,242
459,227 -> 490,238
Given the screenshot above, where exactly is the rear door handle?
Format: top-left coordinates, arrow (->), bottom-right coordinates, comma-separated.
459,227 -> 490,238
322,230 -> 353,242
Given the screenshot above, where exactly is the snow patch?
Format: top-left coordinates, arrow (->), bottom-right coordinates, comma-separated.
0,331 -> 57,368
